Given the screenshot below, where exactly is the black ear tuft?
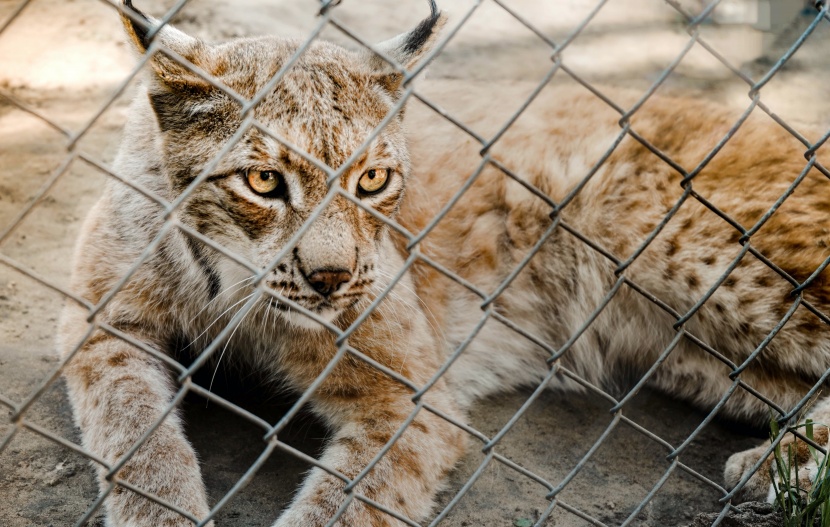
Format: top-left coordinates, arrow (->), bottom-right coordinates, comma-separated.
122,0 -> 154,52
367,0 -> 446,75
401,0 -> 440,55
119,0 -> 218,133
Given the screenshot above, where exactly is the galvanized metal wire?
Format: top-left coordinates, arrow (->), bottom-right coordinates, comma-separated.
2,0 -> 830,526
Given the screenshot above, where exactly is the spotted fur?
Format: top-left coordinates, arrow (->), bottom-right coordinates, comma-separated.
58,1 -> 830,525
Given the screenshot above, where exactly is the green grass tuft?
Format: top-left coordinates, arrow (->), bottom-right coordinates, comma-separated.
770,418 -> 830,527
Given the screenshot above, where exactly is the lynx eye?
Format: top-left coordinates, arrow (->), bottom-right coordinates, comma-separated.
247,170 -> 283,196
358,168 -> 390,195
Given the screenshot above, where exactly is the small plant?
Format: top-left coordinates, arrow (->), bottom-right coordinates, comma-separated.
770,417 -> 830,527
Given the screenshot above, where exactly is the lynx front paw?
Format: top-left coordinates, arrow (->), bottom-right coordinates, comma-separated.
725,428 -> 829,504
725,444 -> 777,503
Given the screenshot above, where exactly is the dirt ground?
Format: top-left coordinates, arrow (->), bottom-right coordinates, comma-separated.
2,0 -> 830,526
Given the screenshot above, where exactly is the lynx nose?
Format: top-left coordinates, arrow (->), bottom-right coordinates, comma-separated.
307,269 -> 352,297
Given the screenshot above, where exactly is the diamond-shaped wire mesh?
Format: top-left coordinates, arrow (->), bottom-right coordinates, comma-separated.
2,0 -> 830,525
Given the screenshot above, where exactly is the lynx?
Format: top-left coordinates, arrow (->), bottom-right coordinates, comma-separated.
58,0 -> 830,525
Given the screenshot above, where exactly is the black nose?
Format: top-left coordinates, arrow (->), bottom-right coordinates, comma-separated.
306,269 -> 352,296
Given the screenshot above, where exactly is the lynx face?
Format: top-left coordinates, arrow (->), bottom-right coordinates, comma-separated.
136,26 -> 421,327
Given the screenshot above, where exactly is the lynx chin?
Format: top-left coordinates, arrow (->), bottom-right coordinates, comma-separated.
58,0 -> 830,525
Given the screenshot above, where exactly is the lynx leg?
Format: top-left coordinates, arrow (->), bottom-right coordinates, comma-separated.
725,397 -> 830,503
273,394 -> 467,527
62,330 -> 212,526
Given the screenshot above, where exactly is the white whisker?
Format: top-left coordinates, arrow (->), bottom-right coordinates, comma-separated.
207,298 -> 258,403
184,293 -> 256,352
374,268 -> 446,347
188,276 -> 254,324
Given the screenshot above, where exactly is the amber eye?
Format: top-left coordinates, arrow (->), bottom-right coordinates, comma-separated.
247,170 -> 283,196
358,168 -> 390,195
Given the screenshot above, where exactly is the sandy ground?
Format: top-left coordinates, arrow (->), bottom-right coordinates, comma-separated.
2,0 -> 830,525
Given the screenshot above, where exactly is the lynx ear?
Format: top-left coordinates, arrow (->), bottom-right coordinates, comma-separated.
121,0 -> 217,131
366,0 -> 446,92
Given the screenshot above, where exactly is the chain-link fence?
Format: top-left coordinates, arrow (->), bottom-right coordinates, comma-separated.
2,0 -> 830,525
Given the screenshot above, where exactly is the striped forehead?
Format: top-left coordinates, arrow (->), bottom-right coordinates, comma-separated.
253,115 -> 394,175
251,67 -> 391,169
